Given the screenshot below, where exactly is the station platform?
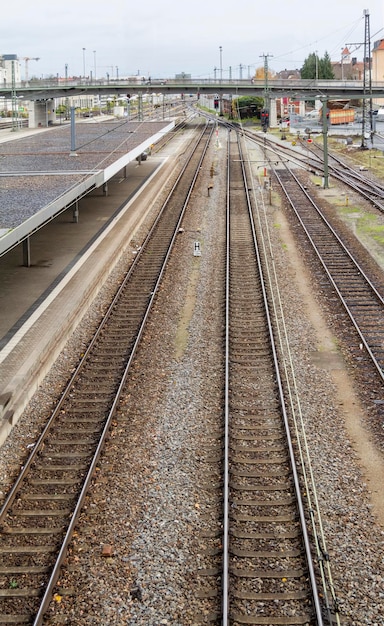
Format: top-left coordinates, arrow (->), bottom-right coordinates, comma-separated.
0,116 -> 193,445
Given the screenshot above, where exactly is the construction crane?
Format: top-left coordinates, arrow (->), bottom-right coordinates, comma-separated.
22,57 -> 40,83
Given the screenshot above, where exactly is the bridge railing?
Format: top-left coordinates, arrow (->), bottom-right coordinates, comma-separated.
4,78 -> 384,90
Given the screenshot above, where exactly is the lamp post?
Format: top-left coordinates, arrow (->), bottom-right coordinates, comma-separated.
219,46 -> 223,83
82,48 -> 86,79
341,48 -> 344,80
93,50 -> 96,81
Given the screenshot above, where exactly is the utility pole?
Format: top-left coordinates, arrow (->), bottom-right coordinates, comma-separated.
260,53 -> 272,92
260,53 -> 273,126
346,10 -> 372,148
11,60 -> 17,132
82,48 -> 86,79
362,9 -> 372,148
321,97 -> 329,189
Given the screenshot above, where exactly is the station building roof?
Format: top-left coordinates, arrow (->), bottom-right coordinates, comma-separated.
0,118 -> 174,256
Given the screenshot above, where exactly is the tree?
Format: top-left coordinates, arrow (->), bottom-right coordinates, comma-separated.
300,52 -> 334,79
319,52 -> 334,79
254,67 -> 275,81
233,96 -> 264,119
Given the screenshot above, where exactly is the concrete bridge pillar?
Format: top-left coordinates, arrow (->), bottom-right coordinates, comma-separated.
269,98 -> 278,127
27,99 -> 56,128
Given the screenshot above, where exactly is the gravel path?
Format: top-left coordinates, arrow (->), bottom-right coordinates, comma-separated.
0,125 -> 383,624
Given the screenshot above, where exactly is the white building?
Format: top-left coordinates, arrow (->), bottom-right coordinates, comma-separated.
0,55 -> 21,86
0,55 -> 22,115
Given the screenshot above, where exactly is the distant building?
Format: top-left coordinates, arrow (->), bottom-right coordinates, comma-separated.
331,48 -> 364,80
0,54 -> 21,86
273,71 -> 304,119
275,69 -> 301,80
372,39 -> 384,106
0,55 -> 22,114
372,39 -> 384,81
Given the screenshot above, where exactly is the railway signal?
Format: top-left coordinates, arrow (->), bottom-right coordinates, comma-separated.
261,109 -> 269,131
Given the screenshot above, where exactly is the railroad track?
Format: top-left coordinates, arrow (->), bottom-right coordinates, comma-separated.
0,121 -> 214,625
196,129 -> 339,624
274,164 -> 384,384
303,140 -> 384,212
0,120 -> 28,131
228,122 -> 384,215
230,126 -> 384,383
151,115 -> 193,153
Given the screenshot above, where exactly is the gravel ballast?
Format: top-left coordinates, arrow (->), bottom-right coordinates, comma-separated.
0,125 -> 383,624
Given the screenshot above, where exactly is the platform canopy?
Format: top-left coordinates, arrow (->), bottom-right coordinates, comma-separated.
0,119 -> 173,257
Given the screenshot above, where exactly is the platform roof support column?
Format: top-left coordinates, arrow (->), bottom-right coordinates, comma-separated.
72,201 -> 79,223
23,237 -> 31,267
69,107 -> 78,156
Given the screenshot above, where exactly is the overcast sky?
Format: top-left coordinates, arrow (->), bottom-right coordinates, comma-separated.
2,0 -> 384,80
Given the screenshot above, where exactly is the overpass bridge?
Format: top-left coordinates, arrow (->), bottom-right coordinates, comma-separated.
2,77 -> 384,102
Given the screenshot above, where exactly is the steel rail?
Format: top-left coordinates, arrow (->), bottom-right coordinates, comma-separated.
274,163 -> 384,384
33,124 -> 214,626
0,121 -> 211,523
246,141 -> 341,624
223,128 -> 324,624
222,129 -> 231,626
238,131 -> 324,625
232,126 -> 384,216
0,122 -> 214,625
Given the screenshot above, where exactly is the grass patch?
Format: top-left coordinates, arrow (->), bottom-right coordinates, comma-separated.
361,219 -> 384,244
310,174 -> 323,187
338,205 -> 361,214
338,205 -> 384,244
327,138 -> 384,178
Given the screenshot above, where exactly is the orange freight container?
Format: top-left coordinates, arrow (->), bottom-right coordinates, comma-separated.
329,109 -> 355,125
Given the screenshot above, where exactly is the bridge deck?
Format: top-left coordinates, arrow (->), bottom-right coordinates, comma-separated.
1,78 -> 384,100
